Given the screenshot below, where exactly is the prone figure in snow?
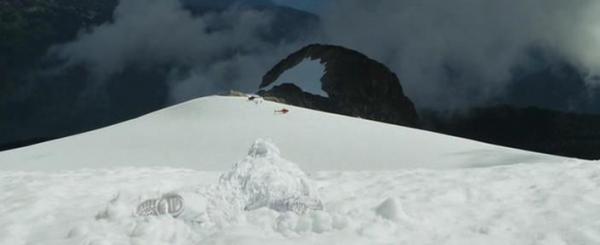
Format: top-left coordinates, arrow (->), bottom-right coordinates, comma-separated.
134,139 -> 323,219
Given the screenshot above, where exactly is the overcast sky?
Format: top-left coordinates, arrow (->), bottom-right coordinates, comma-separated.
272,0 -> 323,13
51,0 -> 600,110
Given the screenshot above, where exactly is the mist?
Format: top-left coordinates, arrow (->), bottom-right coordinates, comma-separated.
51,0 -> 307,103
319,0 -> 600,109
52,0 -> 600,110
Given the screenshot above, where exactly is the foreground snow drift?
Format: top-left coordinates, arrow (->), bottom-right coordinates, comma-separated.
219,139 -> 323,213
1,140 -> 598,245
0,96 -> 567,171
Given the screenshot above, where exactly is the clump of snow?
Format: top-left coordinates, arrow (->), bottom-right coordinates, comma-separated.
274,210 -> 336,235
245,138 -> 281,158
219,139 -> 323,214
374,197 -> 411,222
94,193 -> 133,221
310,210 -> 334,233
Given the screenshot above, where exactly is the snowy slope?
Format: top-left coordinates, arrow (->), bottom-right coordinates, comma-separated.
0,96 -> 566,171
0,139 -> 598,245
1,95 -> 595,245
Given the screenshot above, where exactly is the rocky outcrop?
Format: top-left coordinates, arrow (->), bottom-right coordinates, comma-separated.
258,44 -> 419,127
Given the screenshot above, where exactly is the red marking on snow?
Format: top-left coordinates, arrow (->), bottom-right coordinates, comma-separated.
275,108 -> 289,114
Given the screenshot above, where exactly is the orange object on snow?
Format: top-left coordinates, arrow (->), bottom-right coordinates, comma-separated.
275,108 -> 289,114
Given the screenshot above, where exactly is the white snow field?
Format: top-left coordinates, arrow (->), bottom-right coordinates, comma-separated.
0,96 -> 566,171
1,95 -> 598,245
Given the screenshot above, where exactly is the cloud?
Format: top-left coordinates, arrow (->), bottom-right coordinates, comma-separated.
52,0 -> 600,110
271,0 -> 322,13
167,46 -> 295,102
51,0 -> 305,102
319,0 -> 600,109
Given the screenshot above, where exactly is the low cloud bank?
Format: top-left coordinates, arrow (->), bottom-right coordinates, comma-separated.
53,0 -> 600,109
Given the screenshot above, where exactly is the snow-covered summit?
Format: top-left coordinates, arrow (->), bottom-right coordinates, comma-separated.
0,95 -> 567,171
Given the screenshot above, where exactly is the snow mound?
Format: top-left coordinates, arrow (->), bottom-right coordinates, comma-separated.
60,140 -> 332,245
374,197 -> 412,222
219,139 -> 323,214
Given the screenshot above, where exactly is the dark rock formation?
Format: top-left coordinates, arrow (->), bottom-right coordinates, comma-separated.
421,105 -> 600,160
258,44 -> 419,127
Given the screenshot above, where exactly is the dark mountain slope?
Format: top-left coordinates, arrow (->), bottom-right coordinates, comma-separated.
259,44 -> 419,127
422,106 -> 600,159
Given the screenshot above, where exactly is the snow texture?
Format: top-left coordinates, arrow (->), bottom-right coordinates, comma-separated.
0,96 -> 567,171
1,154 -> 599,244
219,139 -> 323,214
0,95 -> 595,245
